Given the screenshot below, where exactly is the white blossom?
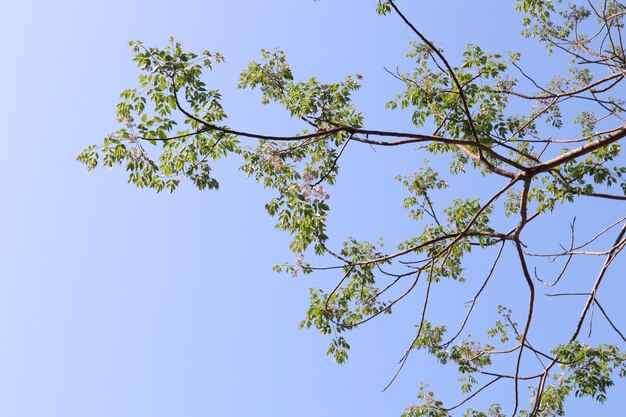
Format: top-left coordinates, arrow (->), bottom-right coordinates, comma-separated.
255,142 -> 283,169
298,170 -> 329,201
300,169 -> 318,183
129,147 -> 144,161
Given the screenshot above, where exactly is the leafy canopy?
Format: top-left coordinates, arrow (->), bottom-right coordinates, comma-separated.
79,1 -> 626,415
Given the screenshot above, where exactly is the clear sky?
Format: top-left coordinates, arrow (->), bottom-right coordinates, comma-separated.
0,1 -> 624,416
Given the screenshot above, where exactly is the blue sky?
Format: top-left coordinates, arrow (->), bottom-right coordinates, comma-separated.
1,1 -> 624,416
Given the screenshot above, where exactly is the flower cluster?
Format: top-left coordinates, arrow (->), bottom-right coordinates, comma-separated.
129,147 -> 144,161
298,169 -> 329,201
456,340 -> 483,361
255,142 -> 283,170
291,254 -> 305,277
494,76 -> 516,93
300,169 -> 317,183
532,98 -> 553,115
124,115 -> 135,128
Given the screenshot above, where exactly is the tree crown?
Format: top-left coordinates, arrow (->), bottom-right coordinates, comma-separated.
78,1 -> 626,415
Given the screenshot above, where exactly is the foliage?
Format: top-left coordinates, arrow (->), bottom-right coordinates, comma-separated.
78,0 -> 626,415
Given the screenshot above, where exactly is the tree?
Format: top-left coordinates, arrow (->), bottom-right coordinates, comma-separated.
78,0 -> 626,415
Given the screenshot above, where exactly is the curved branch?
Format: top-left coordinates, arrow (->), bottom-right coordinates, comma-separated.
387,0 -> 483,153
441,241 -> 506,348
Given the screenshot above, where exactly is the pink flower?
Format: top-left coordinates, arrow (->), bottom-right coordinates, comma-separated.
129,147 -> 144,161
